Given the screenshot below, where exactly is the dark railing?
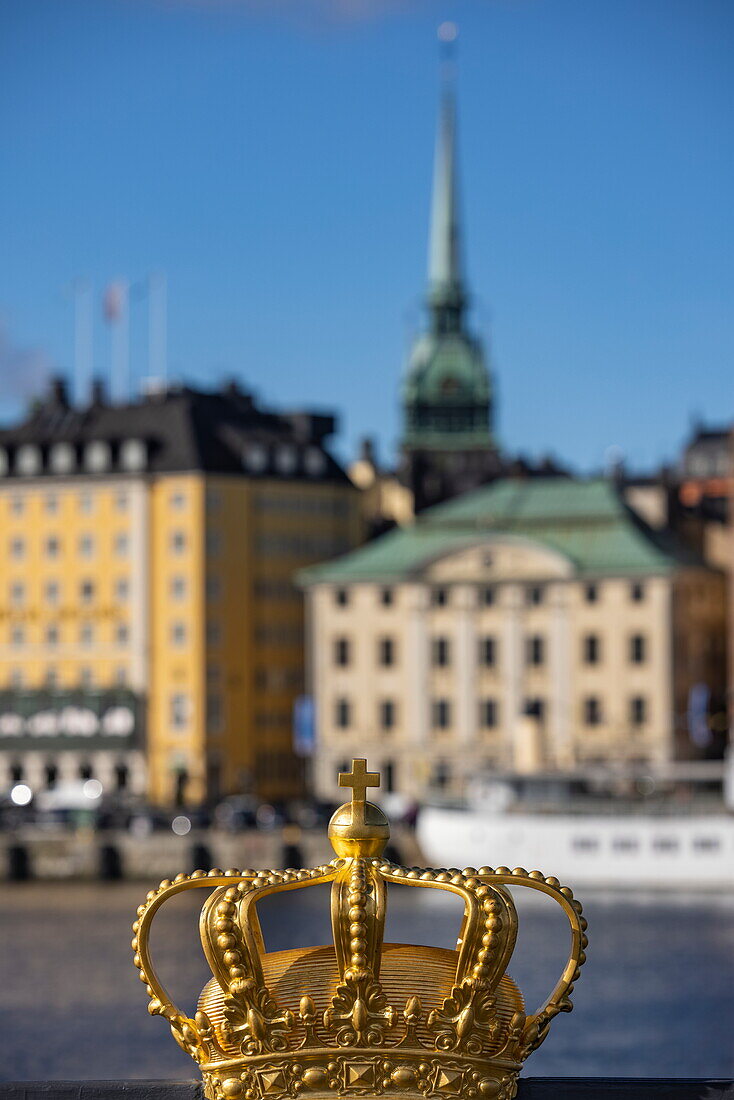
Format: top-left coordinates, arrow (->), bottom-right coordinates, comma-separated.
2,1082 -> 733,1099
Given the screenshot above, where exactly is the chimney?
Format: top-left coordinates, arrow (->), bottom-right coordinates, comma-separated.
49,376 -> 69,408
90,377 -> 106,406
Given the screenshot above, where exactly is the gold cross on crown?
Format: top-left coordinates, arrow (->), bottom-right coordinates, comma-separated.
338,758 -> 379,827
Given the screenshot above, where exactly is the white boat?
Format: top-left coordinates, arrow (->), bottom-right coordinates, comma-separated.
417,758 -> 734,888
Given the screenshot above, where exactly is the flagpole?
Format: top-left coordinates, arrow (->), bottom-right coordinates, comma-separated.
148,271 -> 167,385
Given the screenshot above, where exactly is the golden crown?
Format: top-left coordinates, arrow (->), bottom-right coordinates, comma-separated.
132,760 -> 587,1100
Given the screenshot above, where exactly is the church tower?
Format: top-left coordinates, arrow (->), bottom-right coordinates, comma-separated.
401,37 -> 502,512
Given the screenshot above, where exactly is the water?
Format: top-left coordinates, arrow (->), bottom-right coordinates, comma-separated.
1,882 -> 733,1081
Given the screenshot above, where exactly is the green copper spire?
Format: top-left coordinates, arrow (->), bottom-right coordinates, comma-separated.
402,28 -> 495,454
428,73 -> 465,329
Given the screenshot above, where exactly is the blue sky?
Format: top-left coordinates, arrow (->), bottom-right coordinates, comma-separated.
1,0 -> 732,472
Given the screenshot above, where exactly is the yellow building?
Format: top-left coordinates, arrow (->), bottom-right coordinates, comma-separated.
0,377 -> 360,805
301,477 -> 728,802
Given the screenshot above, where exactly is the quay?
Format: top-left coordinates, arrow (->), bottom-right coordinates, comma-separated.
2,1082 -> 733,1099
0,825 -> 422,880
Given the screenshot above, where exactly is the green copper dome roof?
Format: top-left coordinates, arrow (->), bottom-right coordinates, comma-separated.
404,332 -> 490,405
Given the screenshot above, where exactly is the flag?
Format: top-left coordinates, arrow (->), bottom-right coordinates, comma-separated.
103,281 -> 126,323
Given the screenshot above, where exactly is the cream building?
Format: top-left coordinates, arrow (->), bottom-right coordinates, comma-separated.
301,477 -> 727,802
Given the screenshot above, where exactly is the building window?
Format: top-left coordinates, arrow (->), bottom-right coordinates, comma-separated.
170,491 -> 187,510
10,625 -> 25,648
206,621 -> 222,646
45,667 -> 58,689
335,697 -> 351,728
207,693 -> 223,733
10,536 -> 25,560
276,445 -> 298,475
45,493 -> 58,514
378,636 -> 395,667
382,760 -> 395,793
45,624 -> 59,647
10,669 -> 24,689
243,443 -> 268,473
584,583 -> 598,604
526,585 -> 545,606
45,580 -> 60,605
78,492 -> 94,515
79,623 -> 94,647
334,587 -> 349,607
50,443 -> 75,474
45,762 -> 59,788
16,445 -> 41,475
170,692 -> 190,730
431,587 -> 449,608
80,579 -> 95,604
304,447 -> 326,476
524,698 -> 545,721
115,578 -> 129,602
481,586 -> 496,607
206,530 -> 222,556
431,636 -> 450,667
631,582 -> 645,602
480,698 -> 498,728
115,491 -> 128,512
432,698 -> 451,729
79,667 -> 94,688
205,575 -> 221,600
114,533 -> 129,557
115,439 -> 139,474
526,635 -> 545,666
171,530 -> 186,554
584,696 -> 602,726
78,762 -> 93,781
334,637 -> 351,667
10,496 -> 25,516
171,576 -> 187,600
45,536 -> 61,559
379,699 -> 396,730
380,586 -> 394,607
115,666 -> 128,686
479,636 -> 497,667
78,534 -> 95,558
630,634 -> 646,664
116,622 -> 129,646
84,441 -> 110,473
431,760 -> 451,790
630,696 -> 647,726
9,582 -> 25,607
583,634 -> 600,665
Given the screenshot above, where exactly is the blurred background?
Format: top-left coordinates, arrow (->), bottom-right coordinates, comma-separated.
0,0 -> 733,1083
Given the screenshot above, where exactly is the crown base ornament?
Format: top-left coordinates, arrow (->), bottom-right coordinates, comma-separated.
133,761 -> 587,1100
202,1048 -> 522,1100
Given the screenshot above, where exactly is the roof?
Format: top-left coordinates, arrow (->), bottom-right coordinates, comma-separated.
300,476 -> 705,584
0,378 -> 351,483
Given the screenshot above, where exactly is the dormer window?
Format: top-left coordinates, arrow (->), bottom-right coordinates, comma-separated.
275,445 -> 298,475
304,447 -> 326,476
16,445 -> 41,476
50,443 -> 75,474
243,443 -> 268,473
84,441 -> 111,473
120,438 -> 147,472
